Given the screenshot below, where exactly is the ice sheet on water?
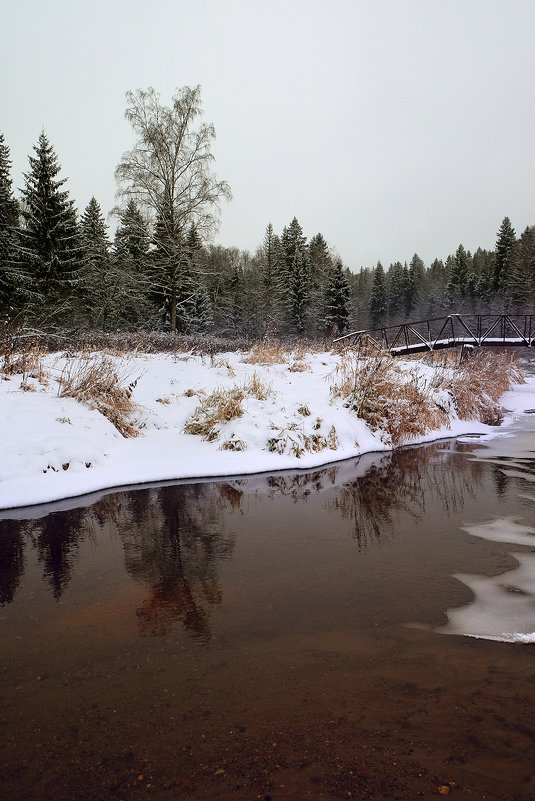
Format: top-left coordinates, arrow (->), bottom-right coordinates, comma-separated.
437,519 -> 535,643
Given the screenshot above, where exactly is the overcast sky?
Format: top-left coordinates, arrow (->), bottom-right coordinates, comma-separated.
3,0 -> 535,271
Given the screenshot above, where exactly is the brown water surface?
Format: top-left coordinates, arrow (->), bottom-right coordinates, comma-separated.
1,431 -> 535,800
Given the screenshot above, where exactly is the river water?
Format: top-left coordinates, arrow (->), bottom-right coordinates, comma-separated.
1,408 -> 534,800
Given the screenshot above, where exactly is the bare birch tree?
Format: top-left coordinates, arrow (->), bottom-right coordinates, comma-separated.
115,86 -> 231,331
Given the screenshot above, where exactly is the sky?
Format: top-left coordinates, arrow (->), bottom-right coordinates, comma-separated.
3,0 -> 535,272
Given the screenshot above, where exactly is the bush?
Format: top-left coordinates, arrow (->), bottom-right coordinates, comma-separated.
57,355 -> 140,437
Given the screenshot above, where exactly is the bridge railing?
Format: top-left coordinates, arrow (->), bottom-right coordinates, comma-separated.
334,314 -> 535,355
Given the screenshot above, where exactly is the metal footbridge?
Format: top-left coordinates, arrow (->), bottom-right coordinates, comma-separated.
335,314 -> 535,356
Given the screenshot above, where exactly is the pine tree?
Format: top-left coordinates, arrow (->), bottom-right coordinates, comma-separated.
323,259 -> 350,335
258,223 -> 286,336
114,199 -> 150,263
308,232 -> 332,332
0,132 -> 21,315
150,196 -> 182,329
370,262 -> 387,327
387,261 -> 408,319
505,226 -> 534,309
494,216 -> 516,293
113,200 -> 152,325
175,224 -> 213,333
446,244 -> 470,306
78,197 -> 113,326
406,253 -> 425,315
282,217 -> 310,333
472,248 -> 496,307
20,132 -> 80,318
288,245 -> 311,334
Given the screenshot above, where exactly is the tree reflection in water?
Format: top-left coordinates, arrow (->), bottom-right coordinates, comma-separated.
124,484 -> 234,640
0,439 -> 491,632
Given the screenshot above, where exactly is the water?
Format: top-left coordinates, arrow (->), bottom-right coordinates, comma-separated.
1,416 -> 535,800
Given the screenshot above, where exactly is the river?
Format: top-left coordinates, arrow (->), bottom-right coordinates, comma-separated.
1,407 -> 534,800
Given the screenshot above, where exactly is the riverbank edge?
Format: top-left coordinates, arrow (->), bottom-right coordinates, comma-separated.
1,352 -> 534,514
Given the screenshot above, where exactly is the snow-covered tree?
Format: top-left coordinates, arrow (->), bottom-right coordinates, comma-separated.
446,244 -> 471,306
494,216 -> 516,293
19,132 -> 80,317
369,262 -> 387,327
115,86 -> 231,331
0,132 -> 21,315
323,259 -> 350,335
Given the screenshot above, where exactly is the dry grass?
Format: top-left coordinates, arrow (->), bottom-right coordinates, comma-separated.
57,355 -> 140,437
184,387 -> 245,441
330,352 -> 449,446
242,342 -> 288,365
267,424 -> 339,458
450,350 -> 524,424
243,372 -> 273,400
211,357 -> 236,376
218,436 -> 247,451
1,343 -> 48,387
289,360 -> 310,372
185,374 -> 274,441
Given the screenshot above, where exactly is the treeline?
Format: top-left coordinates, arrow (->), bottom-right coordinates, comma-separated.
1,129 -> 533,341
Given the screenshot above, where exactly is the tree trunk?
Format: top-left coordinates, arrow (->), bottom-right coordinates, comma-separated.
170,283 -> 177,333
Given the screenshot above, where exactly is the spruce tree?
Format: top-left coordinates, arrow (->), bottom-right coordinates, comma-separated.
79,197 -> 113,326
0,133 -> 21,315
20,132 -> 80,318
323,259 -> 350,335
113,200 -> 152,325
258,223 -> 286,336
282,218 -> 310,334
370,262 -> 387,327
505,226 -> 534,309
494,216 -> 516,293
387,261 -> 408,319
446,244 -> 470,306
175,224 -> 212,333
308,232 -> 332,332
406,253 -> 425,315
114,199 -> 150,263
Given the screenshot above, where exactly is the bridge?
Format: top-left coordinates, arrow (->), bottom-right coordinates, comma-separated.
334,313 -> 535,356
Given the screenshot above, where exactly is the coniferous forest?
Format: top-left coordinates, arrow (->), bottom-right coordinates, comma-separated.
1,89 -> 534,342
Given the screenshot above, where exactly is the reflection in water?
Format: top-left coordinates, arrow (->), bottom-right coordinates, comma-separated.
0,520 -> 25,605
124,485 -> 234,640
326,444 -> 485,548
0,439 -> 489,629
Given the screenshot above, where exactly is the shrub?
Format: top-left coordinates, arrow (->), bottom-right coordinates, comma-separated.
242,342 -> 288,365
243,372 -> 273,400
57,355 -> 140,437
330,352 -> 449,446
450,350 -> 524,425
184,387 -> 244,441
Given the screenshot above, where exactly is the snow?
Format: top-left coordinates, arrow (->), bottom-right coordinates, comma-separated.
1,348 -> 534,511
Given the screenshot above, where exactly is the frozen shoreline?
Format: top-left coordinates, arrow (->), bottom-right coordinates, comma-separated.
2,350 -> 534,513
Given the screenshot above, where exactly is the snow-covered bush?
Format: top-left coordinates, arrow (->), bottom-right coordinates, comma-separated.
57,355 -> 140,438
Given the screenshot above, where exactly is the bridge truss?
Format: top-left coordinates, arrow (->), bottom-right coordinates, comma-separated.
335,314 -> 535,356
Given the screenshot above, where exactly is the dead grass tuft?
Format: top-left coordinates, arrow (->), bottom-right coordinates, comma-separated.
1,344 -> 48,386
242,342 -> 288,365
267,423 -> 339,457
243,372 -> 273,400
184,387 -> 245,441
330,352 -> 449,446
289,360 -> 310,372
450,350 -> 524,425
57,355 -> 140,437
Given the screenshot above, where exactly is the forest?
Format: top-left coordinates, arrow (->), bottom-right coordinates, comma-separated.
1,88 -> 534,343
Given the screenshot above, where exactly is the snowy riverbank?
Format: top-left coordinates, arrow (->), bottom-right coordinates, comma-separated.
1,347 -> 534,511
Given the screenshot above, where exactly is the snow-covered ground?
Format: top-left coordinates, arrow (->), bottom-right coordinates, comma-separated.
1,348 -> 534,511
